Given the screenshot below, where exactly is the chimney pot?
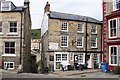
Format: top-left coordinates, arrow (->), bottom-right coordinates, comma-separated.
44,2 -> 50,13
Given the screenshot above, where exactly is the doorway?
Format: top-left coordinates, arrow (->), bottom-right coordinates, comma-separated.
86,53 -> 92,68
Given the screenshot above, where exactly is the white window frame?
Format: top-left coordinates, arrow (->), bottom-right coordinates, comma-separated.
4,42 -> 15,56
60,35 -> 68,47
76,36 -> 84,48
77,23 -> 84,33
61,22 -> 68,32
91,38 -> 97,48
1,2 -> 11,11
108,18 -> 117,38
93,53 -> 99,63
54,52 -> 69,70
91,25 -> 97,34
77,53 -> 85,64
113,0 -> 120,11
0,22 -> 3,35
8,21 -> 17,33
109,46 -> 118,66
4,62 -> 14,69
118,18 -> 120,37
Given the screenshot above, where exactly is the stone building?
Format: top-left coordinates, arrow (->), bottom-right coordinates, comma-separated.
102,0 -> 120,70
0,0 -> 32,72
41,2 -> 102,71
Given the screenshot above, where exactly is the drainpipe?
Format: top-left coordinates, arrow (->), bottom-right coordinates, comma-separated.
85,18 -> 88,65
20,12 -> 22,64
101,24 -> 102,63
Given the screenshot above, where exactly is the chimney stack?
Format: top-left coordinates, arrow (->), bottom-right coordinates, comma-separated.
24,0 -> 30,8
44,2 -> 50,13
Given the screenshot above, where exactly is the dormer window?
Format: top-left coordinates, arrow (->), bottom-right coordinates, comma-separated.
113,0 -> 120,11
0,1 -> 16,11
1,2 -> 10,11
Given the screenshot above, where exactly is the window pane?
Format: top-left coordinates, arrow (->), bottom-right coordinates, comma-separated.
110,46 -> 117,64
9,22 -> 17,32
109,19 -> 117,37
9,63 -> 13,68
76,34 -> 83,47
61,22 -> 68,31
5,48 -> 9,53
91,25 -> 97,34
78,53 -> 83,64
5,42 -> 9,47
10,48 -> 15,53
62,54 -> 67,61
61,35 -> 68,47
5,42 -> 15,54
77,23 -> 84,32
10,42 -> 15,47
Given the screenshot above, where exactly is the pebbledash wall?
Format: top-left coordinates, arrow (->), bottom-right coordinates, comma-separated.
41,2 -> 102,70
102,0 -> 120,70
0,0 -> 32,72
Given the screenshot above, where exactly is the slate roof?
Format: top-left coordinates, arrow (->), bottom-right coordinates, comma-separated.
0,6 -> 24,12
49,11 -> 102,24
11,7 -> 24,12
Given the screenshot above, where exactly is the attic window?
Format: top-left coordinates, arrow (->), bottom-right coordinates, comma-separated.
1,2 -> 10,11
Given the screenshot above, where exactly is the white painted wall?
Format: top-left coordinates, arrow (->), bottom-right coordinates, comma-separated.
41,13 -> 48,37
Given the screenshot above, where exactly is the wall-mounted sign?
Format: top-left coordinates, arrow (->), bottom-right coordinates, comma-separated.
49,42 -> 58,50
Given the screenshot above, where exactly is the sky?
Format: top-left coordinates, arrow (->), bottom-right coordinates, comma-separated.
7,0 -> 102,29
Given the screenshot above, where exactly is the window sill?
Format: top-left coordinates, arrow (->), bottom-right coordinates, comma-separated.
7,33 -> 18,36
61,30 -> 68,32
77,31 -> 84,33
91,33 -> 97,34
109,64 -> 117,66
2,54 -> 16,57
76,46 -> 83,48
91,47 -> 97,49
0,33 -> 3,35
61,46 -> 68,48
109,36 -> 117,39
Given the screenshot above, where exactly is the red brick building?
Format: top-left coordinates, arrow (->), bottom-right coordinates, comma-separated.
102,0 -> 120,70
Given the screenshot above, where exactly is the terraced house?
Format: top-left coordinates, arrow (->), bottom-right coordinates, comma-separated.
102,0 -> 120,70
41,2 -> 102,71
0,0 -> 32,72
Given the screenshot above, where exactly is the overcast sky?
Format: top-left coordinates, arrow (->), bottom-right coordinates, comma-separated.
7,0 -> 102,29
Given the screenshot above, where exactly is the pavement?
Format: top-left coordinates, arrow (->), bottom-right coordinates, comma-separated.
51,69 -> 100,76
0,69 -> 119,78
